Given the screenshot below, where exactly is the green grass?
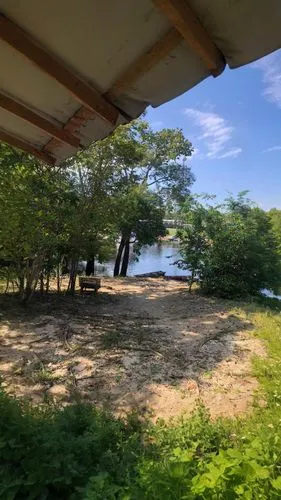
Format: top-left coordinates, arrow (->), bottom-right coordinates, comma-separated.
2,300 -> 281,498
33,367 -> 58,384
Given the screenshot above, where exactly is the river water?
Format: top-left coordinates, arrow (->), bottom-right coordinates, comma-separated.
92,243 -> 281,299
95,242 -> 187,277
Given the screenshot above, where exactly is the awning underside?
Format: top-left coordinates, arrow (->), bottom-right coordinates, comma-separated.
0,0 -> 280,165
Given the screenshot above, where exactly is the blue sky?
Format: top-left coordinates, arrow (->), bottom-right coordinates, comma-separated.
146,49 -> 281,210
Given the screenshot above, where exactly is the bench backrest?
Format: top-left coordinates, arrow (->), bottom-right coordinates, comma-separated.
79,277 -> 101,286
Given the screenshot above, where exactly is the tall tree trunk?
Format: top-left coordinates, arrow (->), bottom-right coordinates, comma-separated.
22,261 -> 33,303
24,282 -> 33,303
4,275 -> 9,294
56,263 -> 61,293
86,259 -> 95,276
22,256 -> 43,304
189,270 -> 195,293
18,266 -> 25,298
120,239 -> 130,277
46,270 -> 50,294
114,237 -> 125,277
68,259 -> 78,294
4,267 -> 11,294
39,272 -> 44,295
62,257 -> 68,275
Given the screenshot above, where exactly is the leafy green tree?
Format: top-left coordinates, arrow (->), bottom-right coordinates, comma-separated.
112,186 -> 166,276
0,144 -> 116,299
0,117 -> 194,295
176,196 -> 217,292
178,194 -> 281,298
62,162 -> 117,290
0,151 -> 75,300
77,118 -> 194,276
268,208 -> 281,254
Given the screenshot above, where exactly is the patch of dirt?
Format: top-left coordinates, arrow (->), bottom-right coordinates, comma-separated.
0,278 -> 265,419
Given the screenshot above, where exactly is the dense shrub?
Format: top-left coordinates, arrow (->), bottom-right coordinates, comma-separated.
178,194 -> 281,298
0,394 -> 143,499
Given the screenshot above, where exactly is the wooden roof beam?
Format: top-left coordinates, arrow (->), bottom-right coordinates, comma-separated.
0,128 -> 55,164
0,92 -> 80,148
0,13 -> 119,125
45,28 -> 183,155
106,28 -> 182,99
45,28 -> 183,154
152,0 -> 225,76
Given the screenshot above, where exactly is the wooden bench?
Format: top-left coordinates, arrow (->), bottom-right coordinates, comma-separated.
79,277 -> 101,293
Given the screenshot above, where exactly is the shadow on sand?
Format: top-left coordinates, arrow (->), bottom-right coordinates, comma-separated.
0,279 -> 256,418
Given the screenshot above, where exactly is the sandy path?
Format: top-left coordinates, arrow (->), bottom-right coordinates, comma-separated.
0,278 -> 265,419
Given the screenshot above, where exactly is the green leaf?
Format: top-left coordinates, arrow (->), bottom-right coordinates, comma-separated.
272,476 -> 281,490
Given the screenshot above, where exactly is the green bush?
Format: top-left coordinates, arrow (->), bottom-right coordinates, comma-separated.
199,204 -> 281,298
0,394 -> 143,499
178,194 -> 281,298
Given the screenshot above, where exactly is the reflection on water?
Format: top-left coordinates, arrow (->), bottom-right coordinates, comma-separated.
95,243 -> 187,277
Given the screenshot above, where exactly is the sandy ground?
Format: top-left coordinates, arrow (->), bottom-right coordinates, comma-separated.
0,278 -> 265,420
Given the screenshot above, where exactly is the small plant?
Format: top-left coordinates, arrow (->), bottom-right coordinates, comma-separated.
28,361 -> 58,385
34,367 -> 56,384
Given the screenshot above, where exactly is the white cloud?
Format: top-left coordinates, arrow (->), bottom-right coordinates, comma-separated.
252,52 -> 281,108
218,148 -> 242,159
263,145 -> 281,153
184,108 -> 241,160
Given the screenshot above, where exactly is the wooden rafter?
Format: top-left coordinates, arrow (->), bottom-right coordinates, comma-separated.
0,14 -> 119,125
0,5 -> 225,162
43,107 -> 94,155
45,28 -> 183,155
152,0 -> 225,76
105,28 -> 182,99
0,92 -> 80,148
0,128 -> 55,164
45,11 -> 224,157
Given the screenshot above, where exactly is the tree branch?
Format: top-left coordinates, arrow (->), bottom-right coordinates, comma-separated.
147,176 -> 169,187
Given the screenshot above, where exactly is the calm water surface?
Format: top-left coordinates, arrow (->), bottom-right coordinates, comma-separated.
95,243 -> 187,277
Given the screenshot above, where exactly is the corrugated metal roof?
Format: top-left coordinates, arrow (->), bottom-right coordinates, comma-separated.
0,0 -> 280,164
